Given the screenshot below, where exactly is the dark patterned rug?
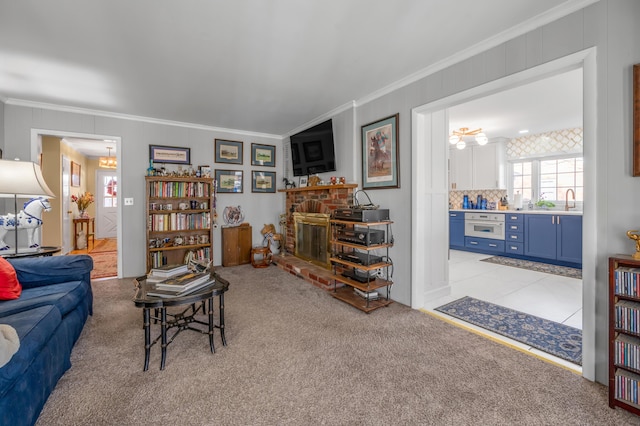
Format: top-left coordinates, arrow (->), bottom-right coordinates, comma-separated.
480,256 -> 582,279
435,296 -> 582,365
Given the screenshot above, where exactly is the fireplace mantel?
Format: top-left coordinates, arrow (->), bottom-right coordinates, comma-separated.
278,183 -> 358,193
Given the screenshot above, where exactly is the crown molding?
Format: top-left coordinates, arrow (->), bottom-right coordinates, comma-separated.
356,0 -> 598,107
3,97 -> 282,140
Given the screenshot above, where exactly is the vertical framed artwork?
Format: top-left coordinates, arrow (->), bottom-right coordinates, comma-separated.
251,143 -> 276,167
633,64 -> 640,176
215,169 -> 243,193
71,161 -> 81,187
361,113 -> 400,189
252,171 -> 276,193
215,139 -> 243,164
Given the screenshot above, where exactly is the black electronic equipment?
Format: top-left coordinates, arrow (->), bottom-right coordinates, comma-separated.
342,269 -> 377,283
337,227 -> 385,246
290,119 -> 337,176
333,208 -> 390,223
334,252 -> 383,266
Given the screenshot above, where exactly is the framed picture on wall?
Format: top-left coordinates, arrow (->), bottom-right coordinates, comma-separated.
149,145 -> 191,165
251,143 -> 275,167
361,113 -> 400,189
215,169 -> 243,193
251,171 -> 276,193
71,161 -> 81,187
215,139 -> 243,164
633,64 -> 640,176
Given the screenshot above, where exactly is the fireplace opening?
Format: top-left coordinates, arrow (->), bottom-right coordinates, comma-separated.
293,212 -> 331,268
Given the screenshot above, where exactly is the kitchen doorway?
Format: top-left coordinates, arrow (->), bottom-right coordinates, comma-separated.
439,68 -> 584,368
411,49 -> 597,379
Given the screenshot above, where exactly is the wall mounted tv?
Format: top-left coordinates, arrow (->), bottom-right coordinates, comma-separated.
290,119 -> 336,177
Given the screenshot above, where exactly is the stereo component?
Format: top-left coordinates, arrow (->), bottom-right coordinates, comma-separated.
337,227 -> 385,246
333,208 -> 390,222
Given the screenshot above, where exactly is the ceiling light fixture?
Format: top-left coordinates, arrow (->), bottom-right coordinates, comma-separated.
449,127 -> 488,148
99,147 -> 117,169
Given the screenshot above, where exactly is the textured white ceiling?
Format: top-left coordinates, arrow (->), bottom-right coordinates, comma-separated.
0,0 -> 589,138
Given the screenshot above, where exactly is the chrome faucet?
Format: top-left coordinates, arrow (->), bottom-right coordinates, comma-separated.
565,188 -> 576,211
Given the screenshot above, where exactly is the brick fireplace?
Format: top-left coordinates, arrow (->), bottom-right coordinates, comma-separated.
274,184 -> 357,290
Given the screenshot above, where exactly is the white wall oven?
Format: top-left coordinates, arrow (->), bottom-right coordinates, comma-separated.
464,213 -> 505,240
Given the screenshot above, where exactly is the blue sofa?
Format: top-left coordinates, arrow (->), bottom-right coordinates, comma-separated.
0,255 -> 93,426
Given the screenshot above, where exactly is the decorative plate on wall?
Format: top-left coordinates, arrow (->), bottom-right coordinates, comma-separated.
222,205 -> 244,226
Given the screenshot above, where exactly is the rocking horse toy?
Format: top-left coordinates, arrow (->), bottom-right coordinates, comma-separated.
0,197 -> 51,250
261,223 -> 283,254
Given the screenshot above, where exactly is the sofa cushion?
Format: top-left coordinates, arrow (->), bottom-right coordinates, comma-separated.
0,325 -> 19,368
0,258 -> 21,300
0,305 -> 61,396
0,280 -> 88,319
8,255 -> 93,289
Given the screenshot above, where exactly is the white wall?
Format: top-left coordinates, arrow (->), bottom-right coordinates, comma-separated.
3,106 -> 283,275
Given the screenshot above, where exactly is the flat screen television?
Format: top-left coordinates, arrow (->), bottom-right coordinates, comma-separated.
290,119 -> 336,177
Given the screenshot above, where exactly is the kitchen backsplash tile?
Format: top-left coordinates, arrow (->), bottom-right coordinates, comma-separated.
450,189 -> 507,210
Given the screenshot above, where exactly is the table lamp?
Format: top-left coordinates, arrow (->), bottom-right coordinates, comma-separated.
0,159 -> 56,255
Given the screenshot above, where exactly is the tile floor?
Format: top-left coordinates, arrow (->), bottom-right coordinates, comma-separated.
424,249 -> 583,372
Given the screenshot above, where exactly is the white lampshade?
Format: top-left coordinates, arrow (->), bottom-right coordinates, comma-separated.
456,140 -> 466,150
0,160 -> 55,198
449,134 -> 460,145
475,133 -> 488,145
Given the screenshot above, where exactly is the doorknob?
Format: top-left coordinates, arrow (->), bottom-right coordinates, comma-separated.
67,210 -> 73,214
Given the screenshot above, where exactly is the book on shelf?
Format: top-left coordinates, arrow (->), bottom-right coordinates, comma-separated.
149,263 -> 189,278
154,272 -> 211,291
147,278 -> 214,298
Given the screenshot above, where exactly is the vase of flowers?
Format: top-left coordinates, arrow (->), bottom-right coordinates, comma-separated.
71,192 -> 94,218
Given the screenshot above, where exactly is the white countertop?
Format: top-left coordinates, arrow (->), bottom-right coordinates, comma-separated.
450,209 -> 583,216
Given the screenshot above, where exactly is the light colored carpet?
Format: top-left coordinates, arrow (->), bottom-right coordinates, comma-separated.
36,265 -> 638,425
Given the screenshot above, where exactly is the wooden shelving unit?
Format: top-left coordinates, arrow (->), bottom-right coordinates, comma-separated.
145,176 -> 214,272
330,219 -> 393,313
609,255 -> 640,416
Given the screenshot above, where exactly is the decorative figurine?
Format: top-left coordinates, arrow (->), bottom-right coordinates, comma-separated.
627,230 -> 640,259
0,197 -> 51,250
261,223 -> 282,255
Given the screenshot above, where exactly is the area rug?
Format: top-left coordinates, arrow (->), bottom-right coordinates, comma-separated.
89,251 -> 117,279
90,238 -> 117,254
480,255 -> 582,279
435,296 -> 582,365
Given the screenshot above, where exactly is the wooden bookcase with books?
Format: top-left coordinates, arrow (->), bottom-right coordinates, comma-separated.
609,255 -> 640,415
145,176 -> 214,272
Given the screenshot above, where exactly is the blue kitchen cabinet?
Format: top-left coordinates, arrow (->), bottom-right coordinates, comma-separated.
557,215 -> 582,264
449,212 -> 465,249
505,213 -> 524,255
524,213 -> 582,266
524,214 -> 557,260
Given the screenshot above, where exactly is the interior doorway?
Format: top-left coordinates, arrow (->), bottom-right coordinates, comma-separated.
411,49 -> 597,380
31,129 -> 122,278
442,68 -> 584,367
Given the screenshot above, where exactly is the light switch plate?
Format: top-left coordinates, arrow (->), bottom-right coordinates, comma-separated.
124,198 -> 134,206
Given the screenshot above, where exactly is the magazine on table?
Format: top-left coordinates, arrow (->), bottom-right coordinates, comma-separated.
146,279 -> 213,298
149,263 -> 189,278
154,272 -> 211,291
